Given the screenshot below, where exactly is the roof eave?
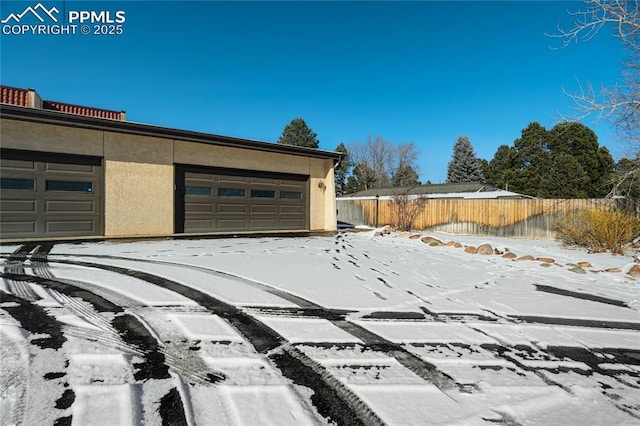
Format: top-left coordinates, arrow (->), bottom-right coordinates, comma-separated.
0,104 -> 343,161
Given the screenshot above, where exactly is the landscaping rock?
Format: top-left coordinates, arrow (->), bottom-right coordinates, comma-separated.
577,261 -> 592,268
517,255 -> 536,261
502,253 -> 517,259
398,232 -> 411,238
465,246 -> 478,254
446,241 -> 455,246
569,267 -> 586,274
476,244 -> 493,255
421,236 -> 443,246
626,265 -> 640,278
494,248 -> 504,255
409,233 -> 422,240
453,242 -> 463,248
536,257 -> 555,263
540,263 -> 552,268
604,267 -> 622,273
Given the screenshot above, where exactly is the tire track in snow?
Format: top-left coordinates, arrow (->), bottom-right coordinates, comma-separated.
4,245 -> 197,425
3,244 -> 40,300
30,246 -> 228,386
38,251 -> 459,390
5,250 -> 374,426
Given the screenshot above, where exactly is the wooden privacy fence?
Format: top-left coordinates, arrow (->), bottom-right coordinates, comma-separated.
336,198 -> 636,239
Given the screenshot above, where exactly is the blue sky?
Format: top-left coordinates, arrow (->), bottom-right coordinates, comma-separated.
0,1 -> 627,183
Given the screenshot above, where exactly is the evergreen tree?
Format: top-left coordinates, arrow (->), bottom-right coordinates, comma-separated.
334,143 -> 352,196
484,145 -> 519,190
483,121 -> 615,198
541,154 -> 589,198
446,136 -> 485,183
391,163 -> 420,187
277,118 -> 319,148
547,122 -> 614,197
511,122 -> 549,196
345,162 -> 376,194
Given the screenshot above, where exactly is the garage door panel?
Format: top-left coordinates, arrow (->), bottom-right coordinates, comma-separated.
218,175 -> 247,183
0,149 -> 103,238
280,205 -> 304,214
250,219 -> 277,229
177,166 -> 308,233
186,201 -> 215,213
251,205 -> 276,214
280,219 -> 305,228
45,200 -> 96,213
45,162 -> 96,173
185,219 -> 216,232
217,204 -> 247,214
1,199 -> 36,213
217,219 -> 248,230
250,177 -> 277,185
0,221 -> 36,234
0,158 -> 36,171
46,220 -> 96,233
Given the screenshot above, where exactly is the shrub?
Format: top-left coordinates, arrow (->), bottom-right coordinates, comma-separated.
390,193 -> 427,231
555,209 -> 640,254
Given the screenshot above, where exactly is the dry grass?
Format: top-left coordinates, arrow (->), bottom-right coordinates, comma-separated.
555,209 -> 640,254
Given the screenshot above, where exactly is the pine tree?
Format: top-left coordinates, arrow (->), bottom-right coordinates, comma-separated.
277,118 -> 319,148
391,163 -> 420,187
446,136 -> 484,183
334,143 -> 352,196
482,121 -> 615,198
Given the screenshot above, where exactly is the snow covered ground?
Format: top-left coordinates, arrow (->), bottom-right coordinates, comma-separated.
1,230 -> 640,425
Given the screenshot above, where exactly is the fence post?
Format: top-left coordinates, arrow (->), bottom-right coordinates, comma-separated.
375,194 -> 380,228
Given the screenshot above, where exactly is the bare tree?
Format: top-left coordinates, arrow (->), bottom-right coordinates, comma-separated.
348,137 -> 420,191
551,1 -> 640,144
390,192 -> 428,231
550,0 -> 640,197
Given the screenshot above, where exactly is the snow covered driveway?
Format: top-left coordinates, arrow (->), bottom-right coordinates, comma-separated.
1,231 -> 640,425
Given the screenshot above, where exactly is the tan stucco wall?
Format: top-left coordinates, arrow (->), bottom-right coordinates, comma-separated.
174,140 -> 310,175
309,158 -> 337,231
0,117 -> 103,156
104,132 -> 173,164
104,160 -> 174,237
323,164 -> 338,231
1,116 -> 338,236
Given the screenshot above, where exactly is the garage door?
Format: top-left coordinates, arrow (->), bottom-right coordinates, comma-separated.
0,149 -> 103,239
175,166 -> 308,233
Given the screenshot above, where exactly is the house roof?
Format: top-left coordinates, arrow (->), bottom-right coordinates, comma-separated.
340,183 -> 533,199
0,104 -> 342,162
1,85 -> 125,120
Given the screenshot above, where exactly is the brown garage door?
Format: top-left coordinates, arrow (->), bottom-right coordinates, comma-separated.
0,149 -> 103,239
175,166 -> 308,233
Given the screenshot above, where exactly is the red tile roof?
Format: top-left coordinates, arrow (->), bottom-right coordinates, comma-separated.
43,100 -> 124,120
0,85 -> 125,120
1,86 -> 29,107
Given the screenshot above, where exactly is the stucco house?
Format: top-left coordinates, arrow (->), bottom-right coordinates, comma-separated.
0,86 -> 341,241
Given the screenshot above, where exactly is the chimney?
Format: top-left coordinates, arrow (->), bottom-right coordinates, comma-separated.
27,88 -> 43,109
